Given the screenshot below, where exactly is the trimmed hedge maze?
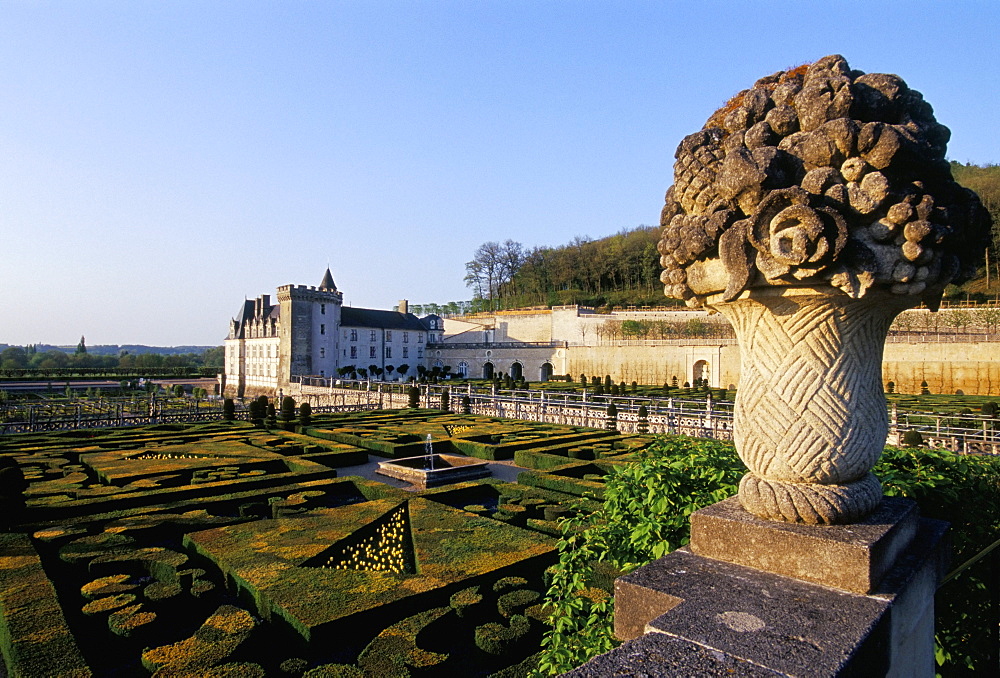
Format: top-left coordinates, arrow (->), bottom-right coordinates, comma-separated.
0,411 -> 655,676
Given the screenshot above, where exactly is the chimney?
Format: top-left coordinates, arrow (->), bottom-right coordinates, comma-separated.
398,300 -> 408,314
261,294 -> 270,313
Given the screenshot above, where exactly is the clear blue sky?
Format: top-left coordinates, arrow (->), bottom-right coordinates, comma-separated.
2,1 -> 997,346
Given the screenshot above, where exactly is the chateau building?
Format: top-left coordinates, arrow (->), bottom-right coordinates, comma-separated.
224,270 -> 1000,398
223,269 -> 430,397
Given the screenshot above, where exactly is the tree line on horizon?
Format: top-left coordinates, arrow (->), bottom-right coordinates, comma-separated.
0,337 -> 224,372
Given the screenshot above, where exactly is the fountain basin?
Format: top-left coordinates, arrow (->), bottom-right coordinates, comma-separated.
376,454 -> 491,489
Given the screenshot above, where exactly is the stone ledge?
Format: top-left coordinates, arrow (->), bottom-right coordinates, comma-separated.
612,516 -> 949,677
616,548 -> 890,675
559,630 -> 786,677
688,496 -> 919,593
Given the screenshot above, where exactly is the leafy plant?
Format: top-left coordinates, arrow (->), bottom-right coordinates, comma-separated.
535,436 -> 742,674
875,446 -> 1000,674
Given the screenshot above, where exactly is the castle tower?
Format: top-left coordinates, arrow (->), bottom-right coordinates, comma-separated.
277,268 -> 343,386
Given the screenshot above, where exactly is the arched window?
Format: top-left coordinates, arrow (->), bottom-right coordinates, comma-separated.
693,360 -> 710,386
458,361 -> 469,377
510,362 -> 523,380
540,362 -> 553,382
483,362 -> 494,379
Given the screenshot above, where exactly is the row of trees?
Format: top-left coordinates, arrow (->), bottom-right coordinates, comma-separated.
891,307 -> 1000,334
602,318 -> 734,341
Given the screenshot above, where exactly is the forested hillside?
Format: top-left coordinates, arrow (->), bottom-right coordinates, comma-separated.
950,163 -> 1000,296
424,163 -> 999,315
459,227 -> 670,312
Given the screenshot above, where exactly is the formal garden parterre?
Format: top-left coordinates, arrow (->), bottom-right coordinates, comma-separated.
1,406 -> 996,675
0,410 -> 658,676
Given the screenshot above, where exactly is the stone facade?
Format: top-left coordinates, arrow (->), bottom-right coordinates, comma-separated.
432,304 -> 1000,394
224,270 -> 430,397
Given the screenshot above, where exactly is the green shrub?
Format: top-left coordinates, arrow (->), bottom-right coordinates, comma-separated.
0,535 -> 90,676
299,402 -> 312,427
449,586 -> 483,618
474,614 -> 530,655
280,657 -> 310,675
223,398 -> 235,421
875,447 -> 1000,673
303,665 -> 363,677
631,381 -> 638,393
537,436 -> 743,674
543,506 -> 571,522
497,589 -> 540,617
440,390 -> 450,412
248,399 -> 264,427
108,603 -> 156,638
901,430 -> 924,447
357,607 -> 449,677
605,403 -> 618,432
141,605 -> 256,674
981,401 -> 998,417
281,396 -> 296,430
204,663 -> 267,677
921,380 -> 930,395
493,576 -> 528,593
637,405 -> 649,434
886,381 -> 895,394
407,386 -> 420,408
461,395 -> 471,414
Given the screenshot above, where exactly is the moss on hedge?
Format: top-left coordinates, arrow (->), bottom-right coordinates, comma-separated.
141,604 -> 255,674
474,614 -> 530,655
356,607 -> 450,677
0,533 -> 91,677
184,497 -> 555,644
497,590 -> 540,618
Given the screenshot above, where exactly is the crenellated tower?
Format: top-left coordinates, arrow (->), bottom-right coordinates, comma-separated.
276,268 -> 343,386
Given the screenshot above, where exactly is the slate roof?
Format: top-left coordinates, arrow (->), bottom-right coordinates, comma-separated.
319,268 -> 337,291
233,300 -> 255,326
341,307 -> 429,331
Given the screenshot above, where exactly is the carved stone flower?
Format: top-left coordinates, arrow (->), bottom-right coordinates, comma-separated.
748,188 -> 847,281
658,55 -> 991,309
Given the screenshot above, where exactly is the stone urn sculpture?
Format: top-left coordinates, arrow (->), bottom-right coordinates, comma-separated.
657,55 -> 991,524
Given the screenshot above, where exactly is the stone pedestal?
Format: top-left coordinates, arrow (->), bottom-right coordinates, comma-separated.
570,497 -> 948,677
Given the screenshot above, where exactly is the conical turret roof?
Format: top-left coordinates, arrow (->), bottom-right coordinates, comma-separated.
319,267 -> 337,291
